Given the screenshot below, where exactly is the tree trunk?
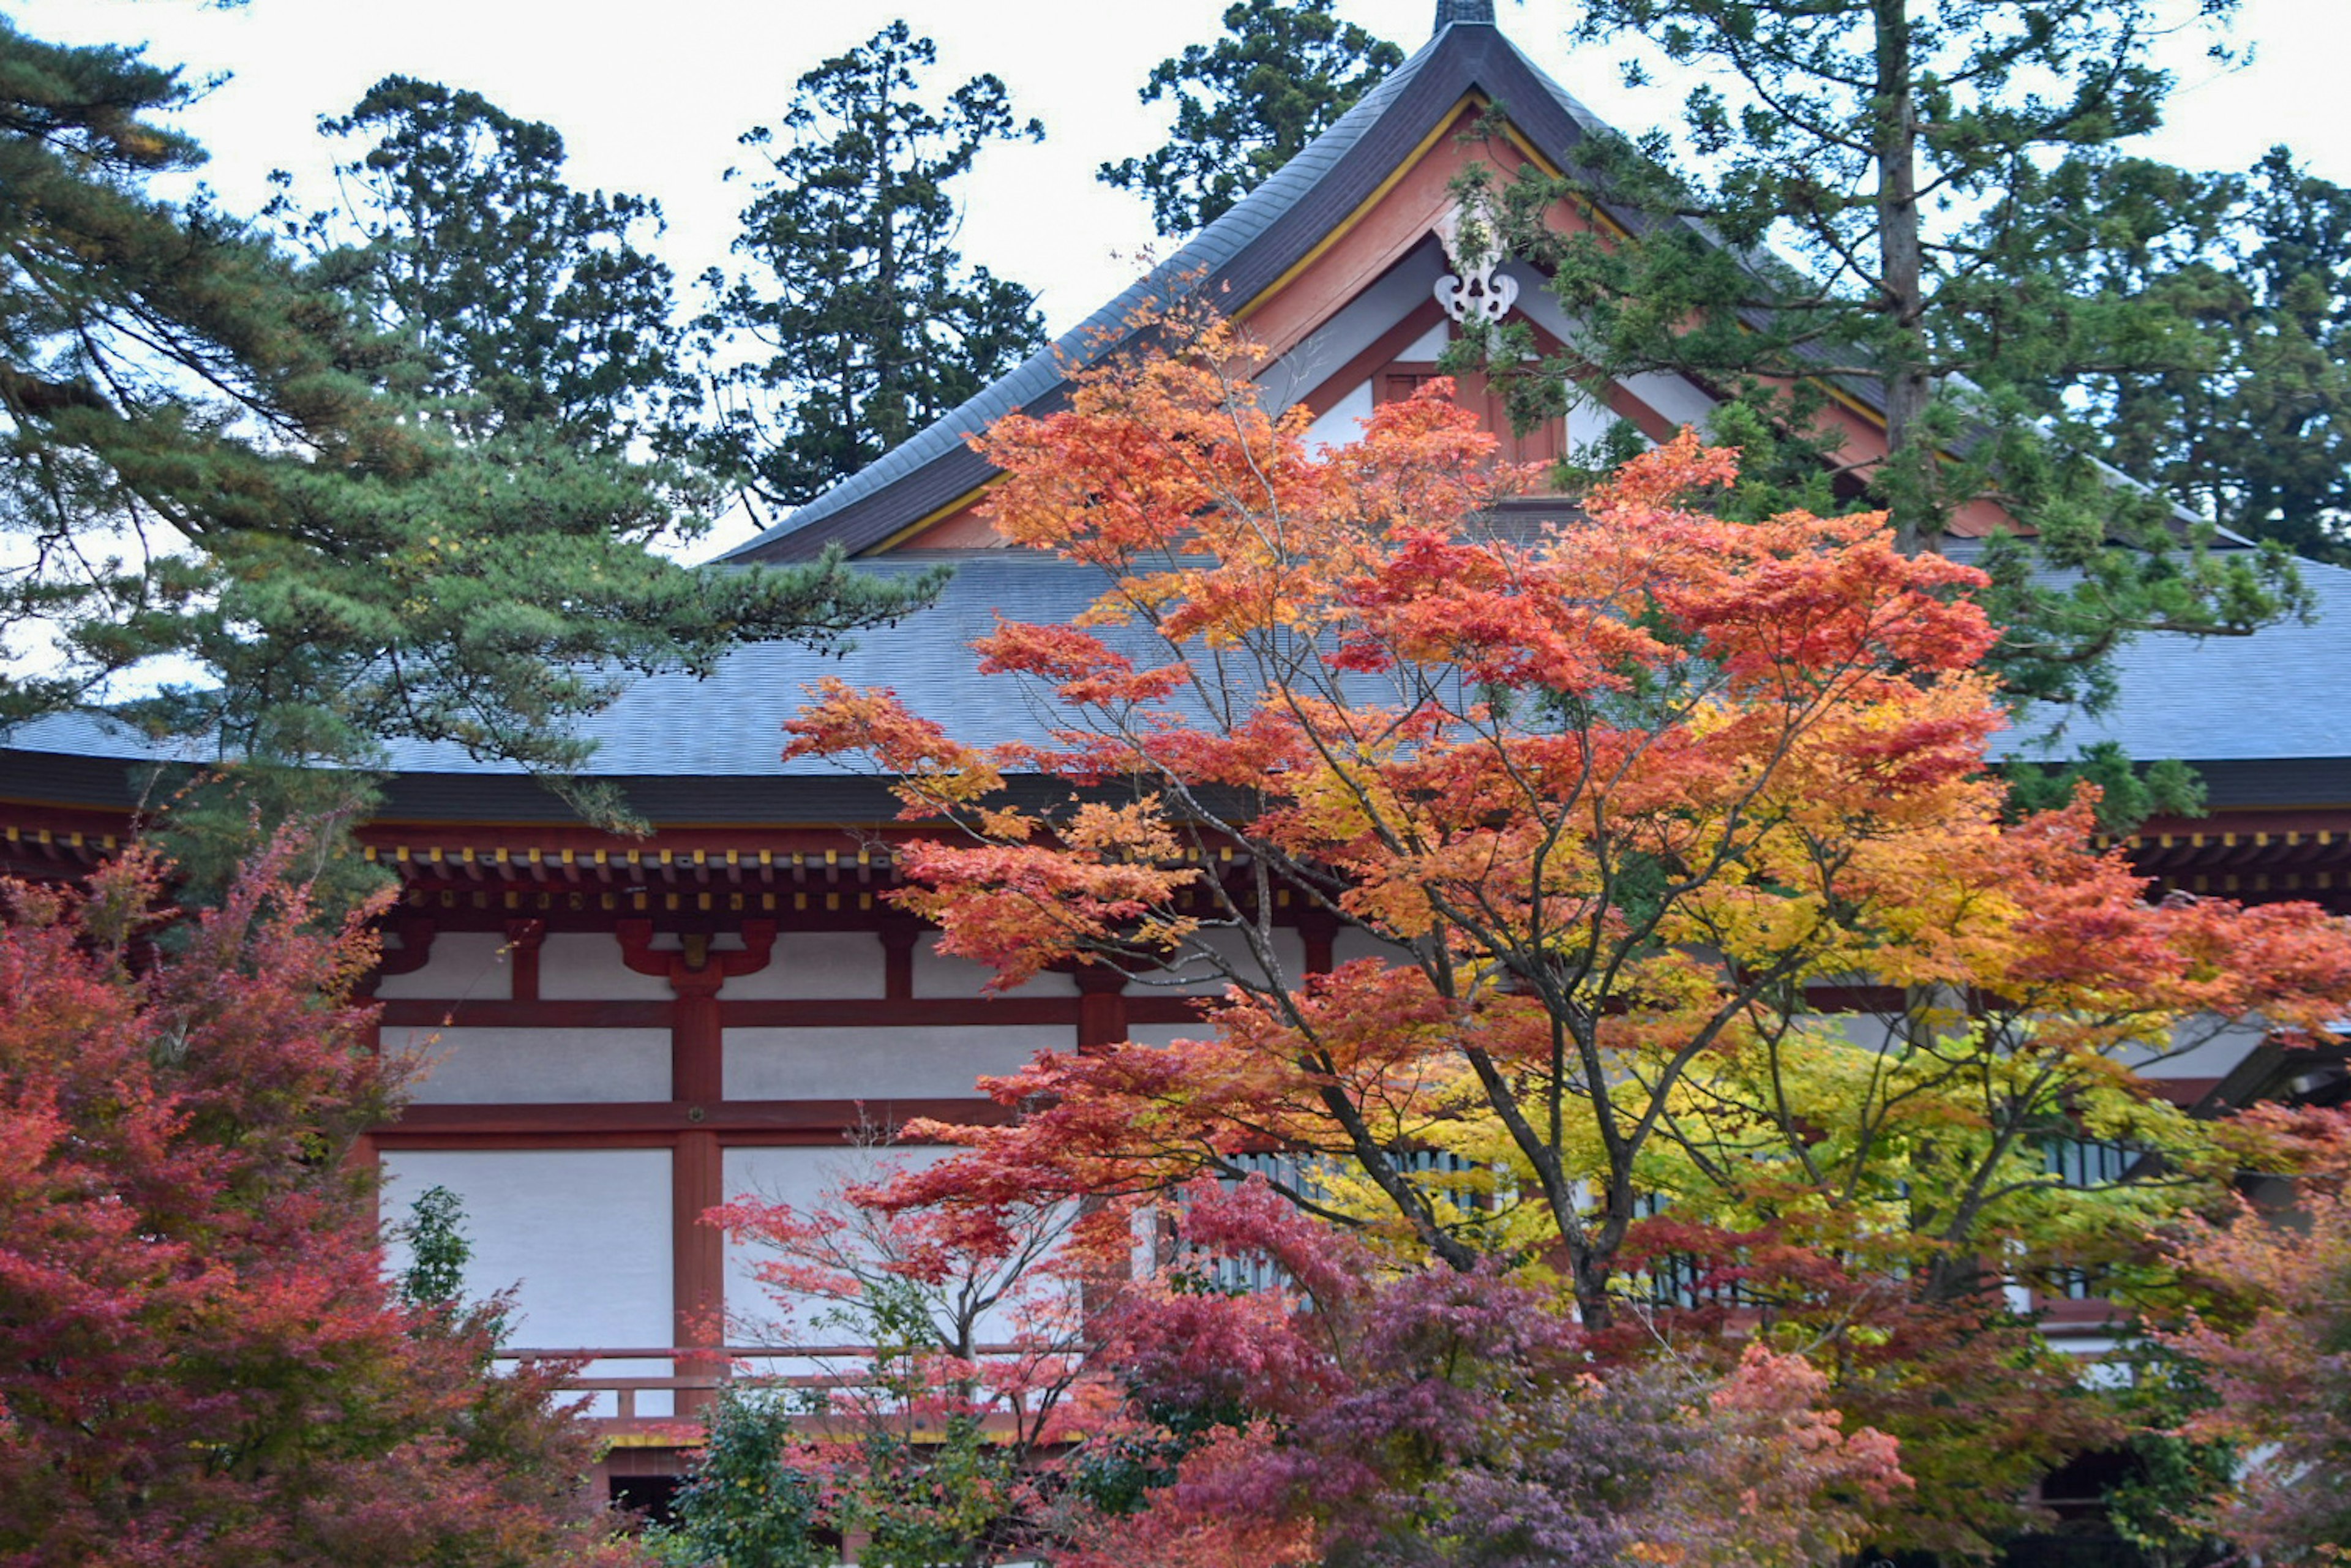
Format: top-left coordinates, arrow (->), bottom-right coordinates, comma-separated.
1873,0 -> 1936,555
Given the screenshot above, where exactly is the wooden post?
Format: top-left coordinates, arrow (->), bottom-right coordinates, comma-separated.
503,918 -> 546,1002
616,920 -> 779,1418
1074,964 -> 1128,1052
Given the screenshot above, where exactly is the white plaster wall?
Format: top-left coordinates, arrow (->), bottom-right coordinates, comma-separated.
1303,380 -> 1374,452
1567,393 -> 1640,452
724,1025 -> 1054,1101
720,1145 -> 1059,1362
386,1026 -> 670,1104
1397,320 -> 1450,360
1142,926 -> 1310,995
2129,1019 -> 2266,1081
539,932 -> 674,1001
912,941 -> 1078,998
1125,1022 -> 1204,1049
380,1148 -> 674,1416
725,931 -> 887,1000
1332,925 -> 1398,967
375,930 -> 511,1000
1261,248 -> 1448,412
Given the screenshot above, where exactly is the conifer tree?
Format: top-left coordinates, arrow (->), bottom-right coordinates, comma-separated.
700,23 -> 1046,514
1099,0 -> 1404,238
0,17 -> 936,803
296,76 -> 697,462
2011,148 -> 2351,564
1518,0 -> 2303,709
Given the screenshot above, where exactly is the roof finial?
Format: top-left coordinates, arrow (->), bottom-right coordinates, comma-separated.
1434,0 -> 1497,31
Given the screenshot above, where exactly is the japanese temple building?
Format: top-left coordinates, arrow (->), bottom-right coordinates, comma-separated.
2,0 -> 2347,1493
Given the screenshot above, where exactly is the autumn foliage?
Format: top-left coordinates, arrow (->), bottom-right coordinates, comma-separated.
781,309 -> 2351,1555
0,847 -> 630,1567
2160,1106 -> 2351,1560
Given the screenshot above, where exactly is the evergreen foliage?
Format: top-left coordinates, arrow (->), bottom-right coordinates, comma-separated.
699,23 -> 1046,513
0,17 -> 939,828
1510,0 -> 2304,714
1098,0 -> 1403,238
2008,148 -> 2351,563
293,75 -> 698,462
396,1183 -> 473,1313
654,1387 -> 829,1568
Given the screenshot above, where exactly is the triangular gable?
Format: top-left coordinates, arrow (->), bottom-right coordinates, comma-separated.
717,11 -> 1910,564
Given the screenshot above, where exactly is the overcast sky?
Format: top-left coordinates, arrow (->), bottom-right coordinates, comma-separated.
16,0 -> 2350,549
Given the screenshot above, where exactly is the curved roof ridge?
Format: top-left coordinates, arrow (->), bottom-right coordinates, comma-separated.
716,28 -> 1453,564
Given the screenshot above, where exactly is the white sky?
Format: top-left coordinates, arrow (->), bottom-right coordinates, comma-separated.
15,0 -> 2351,552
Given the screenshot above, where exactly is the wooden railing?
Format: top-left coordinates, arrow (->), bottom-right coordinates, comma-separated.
499,1345 -> 1040,1428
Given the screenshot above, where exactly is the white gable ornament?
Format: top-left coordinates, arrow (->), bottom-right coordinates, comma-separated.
1433,195 -> 1519,326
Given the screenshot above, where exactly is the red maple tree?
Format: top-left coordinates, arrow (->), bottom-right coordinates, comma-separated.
783,307 -> 2351,1551
0,846 -> 636,1567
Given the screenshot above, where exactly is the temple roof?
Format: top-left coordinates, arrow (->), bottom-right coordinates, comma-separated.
718,10 -> 1629,564
6,549 -> 2350,820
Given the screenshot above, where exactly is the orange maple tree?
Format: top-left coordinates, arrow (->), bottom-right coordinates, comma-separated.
783,310 -> 2351,1545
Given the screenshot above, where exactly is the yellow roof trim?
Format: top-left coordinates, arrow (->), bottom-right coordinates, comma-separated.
861,478 -> 1000,556
1239,92 -> 1491,322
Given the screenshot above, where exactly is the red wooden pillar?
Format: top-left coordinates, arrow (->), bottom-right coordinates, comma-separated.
503,918 -> 546,1002
618,920 -> 778,1417
1297,909 -> 1338,978
1074,965 -> 1128,1052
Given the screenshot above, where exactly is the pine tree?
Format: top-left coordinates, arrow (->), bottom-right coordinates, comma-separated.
2012,148 -> 2351,564
1098,0 -> 1404,238
0,18 -> 939,803
699,23 -> 1046,514
294,75 -> 697,462
1513,0 -> 2303,709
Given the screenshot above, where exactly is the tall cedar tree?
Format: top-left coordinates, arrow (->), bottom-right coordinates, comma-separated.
2004,148 -> 2351,565
700,23 -> 1046,514
1098,0 -> 1404,238
789,315 -> 2351,1553
1505,0 -> 2302,713
0,845 -> 642,1566
294,76 -> 699,465
0,20 -> 936,798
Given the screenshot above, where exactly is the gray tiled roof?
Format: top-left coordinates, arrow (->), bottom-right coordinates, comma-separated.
0,554 -> 1106,780
11,549 -> 2345,812
1993,557 -> 2351,766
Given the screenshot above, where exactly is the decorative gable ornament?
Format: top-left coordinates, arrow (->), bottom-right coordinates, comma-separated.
1432,194 -> 1518,325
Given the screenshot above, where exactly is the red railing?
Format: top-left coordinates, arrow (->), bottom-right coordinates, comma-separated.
500,1345 -> 1044,1428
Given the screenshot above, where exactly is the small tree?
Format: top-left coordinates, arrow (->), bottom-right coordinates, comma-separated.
669,1160 -> 1096,1566
1054,1178 -> 1908,1567
1098,0 -> 1403,238
0,844 -> 638,1566
2161,1106 -> 2351,1561
396,1182 -> 473,1312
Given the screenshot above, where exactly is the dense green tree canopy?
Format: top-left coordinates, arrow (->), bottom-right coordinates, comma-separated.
1523,2 -> 2305,713
1099,0 -> 1404,238
699,22 -> 1047,515
2006,148 -> 2351,564
0,18 -> 936,803
293,75 -> 696,461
